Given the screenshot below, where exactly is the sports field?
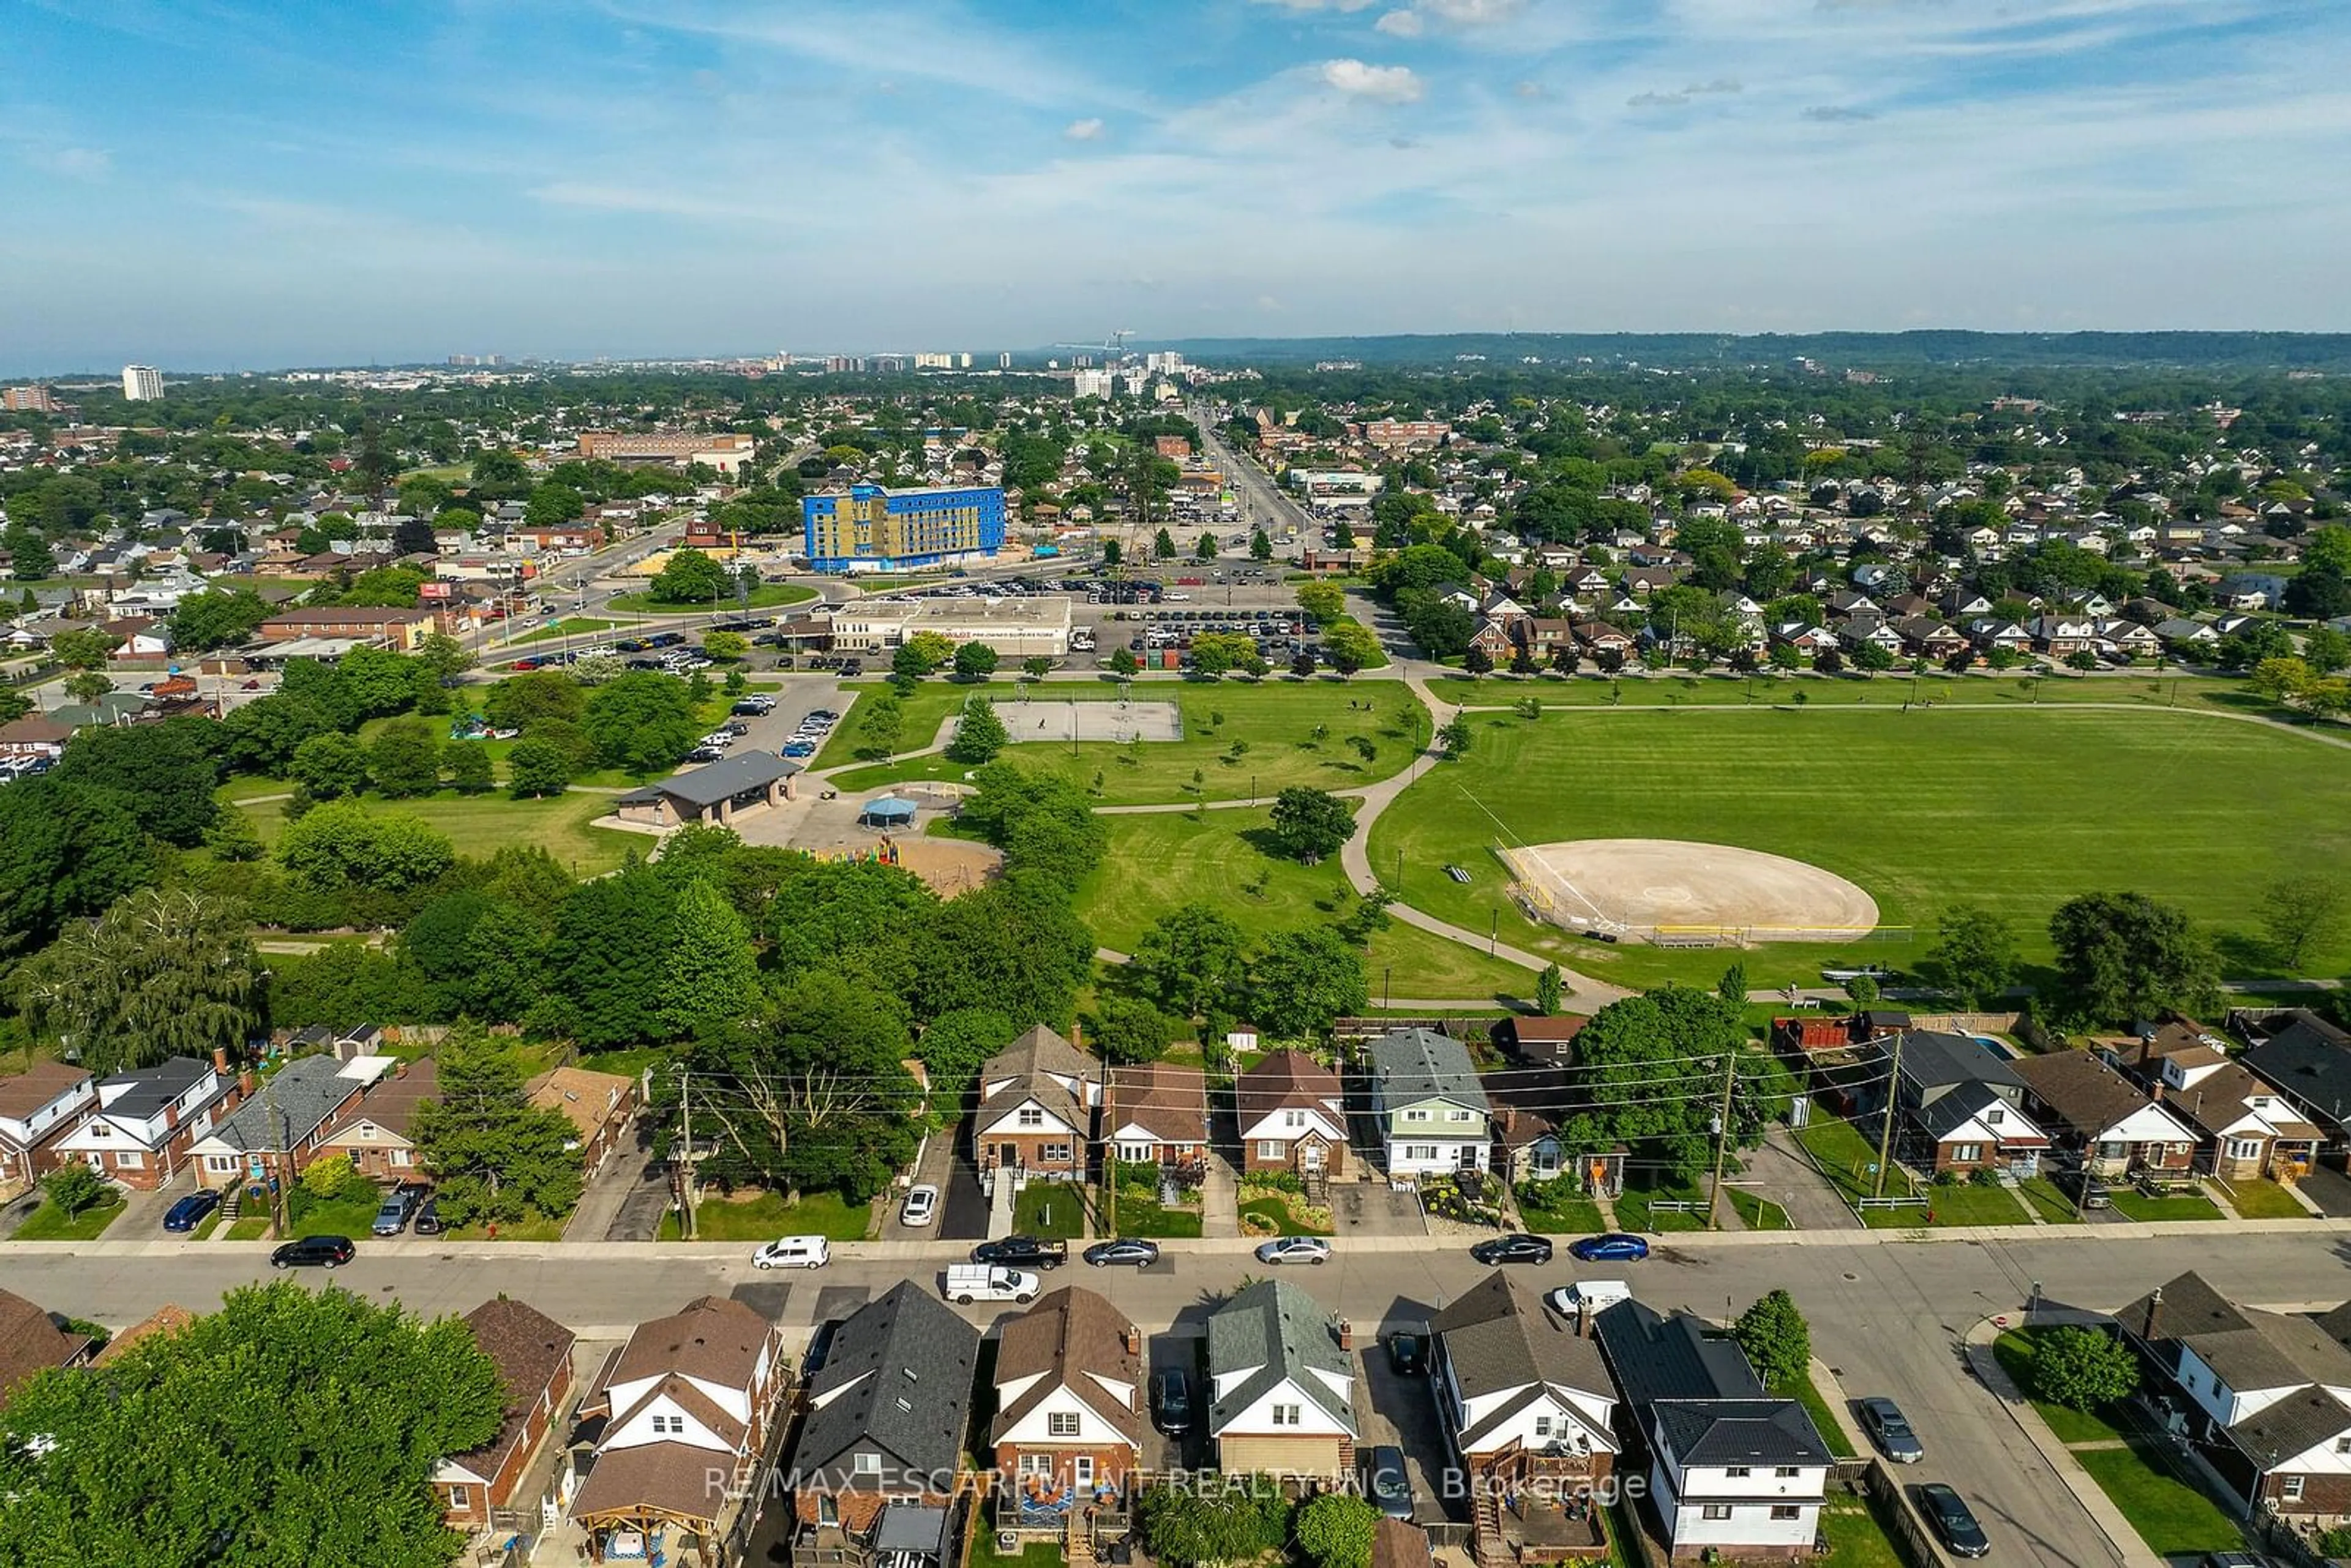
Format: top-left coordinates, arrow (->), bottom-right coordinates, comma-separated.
821,677 -> 1422,806
236,788 -> 643,876
1367,703 -> 2351,989
1075,809 -> 1531,1003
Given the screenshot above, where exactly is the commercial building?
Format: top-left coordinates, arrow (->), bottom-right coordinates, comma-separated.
257,605 -> 440,650
827,595 -> 1071,658
613,750 -> 801,829
121,364 -> 164,402
801,482 -> 1006,572
1072,369 -> 1114,400
2,386 -> 59,413
573,430 -> 756,476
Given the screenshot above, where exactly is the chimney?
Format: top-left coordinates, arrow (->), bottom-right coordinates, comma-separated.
239,1068 -> 257,1099
2143,1285 -> 2164,1342
2150,1077 -> 2164,1103
212,1045 -> 231,1075
1071,1019 -> 1083,1049
1336,1318 -> 1354,1351
1125,1325 -> 1142,1357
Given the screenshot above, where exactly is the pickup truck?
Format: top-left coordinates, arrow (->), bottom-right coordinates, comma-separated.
971,1236 -> 1068,1270
943,1265 -> 1040,1304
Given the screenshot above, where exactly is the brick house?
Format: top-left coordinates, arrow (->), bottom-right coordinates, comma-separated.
528,1065 -> 639,1177
435,1298 -> 576,1529
2101,1020 -> 2322,1181
1102,1063 -> 1208,1170
2121,1270 -> 2351,1517
990,1287 -> 1142,1525
313,1057 -> 439,1182
257,605 -> 440,649
0,1286 -> 99,1411
189,1054 -> 394,1191
0,1060 -> 95,1190
788,1281 -> 978,1566
1234,1050 -> 1349,1180
973,1026 -> 1100,1192
48,1054 -> 242,1189
2009,1051 -> 2198,1179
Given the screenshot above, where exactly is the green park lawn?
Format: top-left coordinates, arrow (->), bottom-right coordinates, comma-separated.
1367,703 -> 2351,991
13,1194 -> 125,1241
606,582 -> 816,614
819,677 -> 1422,805
238,788 -> 643,876
1076,809 -> 1534,1003
662,1189 -> 873,1242
1422,668 -> 2254,714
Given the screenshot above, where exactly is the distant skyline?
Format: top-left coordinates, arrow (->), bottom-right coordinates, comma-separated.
6,0 -> 2350,375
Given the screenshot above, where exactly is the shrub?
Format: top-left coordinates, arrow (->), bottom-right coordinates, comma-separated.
2030,1326 -> 2139,1412
42,1163 -> 111,1218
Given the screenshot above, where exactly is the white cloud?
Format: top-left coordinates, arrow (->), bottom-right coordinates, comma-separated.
1419,0 -> 1525,22
1374,9 -> 1423,36
1319,58 -> 1424,102
1065,118 -> 1105,141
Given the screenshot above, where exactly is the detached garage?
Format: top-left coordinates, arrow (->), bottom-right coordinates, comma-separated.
615,750 -> 801,828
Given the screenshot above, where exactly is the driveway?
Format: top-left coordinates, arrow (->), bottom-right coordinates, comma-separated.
597,1149 -> 675,1242
2295,1163 -> 2351,1218
1749,1128 -> 1863,1231
1357,1341 -> 1464,1526
878,1131 -> 985,1242
1328,1179 -> 1428,1239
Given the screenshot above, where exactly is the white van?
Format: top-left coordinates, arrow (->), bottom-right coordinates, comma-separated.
943,1264 -> 1039,1304
751,1235 -> 832,1270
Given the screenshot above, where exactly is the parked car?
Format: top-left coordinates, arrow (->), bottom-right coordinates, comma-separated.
1255,1236 -> 1330,1266
162,1191 -> 219,1232
2057,1168 -> 2113,1209
782,741 -> 817,759
271,1235 -> 355,1269
1083,1238 -> 1160,1268
900,1185 -> 939,1227
1916,1484 -> 1990,1558
696,731 -> 737,748
1859,1397 -> 1924,1463
751,1235 -> 832,1269
945,1264 -> 1038,1304
412,1195 -> 443,1236
1363,1446 -> 1414,1520
1385,1329 -> 1427,1376
1152,1367 -> 1193,1433
372,1188 -> 419,1236
972,1236 -> 1068,1269
1470,1233 -> 1554,1266
1567,1233 -> 1651,1263
683,746 -> 725,763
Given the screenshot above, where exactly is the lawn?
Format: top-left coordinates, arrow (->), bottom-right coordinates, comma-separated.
2072,1446 -> 2244,1558
2108,1187 -> 2227,1223
606,582 -> 817,613
1794,1114 -> 1913,1207
446,1214 -> 568,1241
576,1046 -> 670,1080
239,788 -> 643,876
819,677 -> 1422,805
1728,1190 -> 1793,1231
1991,1329 -> 2130,1445
1013,1182 -> 1089,1239
1791,1369 -> 1859,1458
1111,1190 -> 1204,1238
1865,1180 -> 2029,1229
2212,1176 -> 2312,1220
1365,704 -> 2351,991
1813,1495 -> 1903,1567
1076,809 -> 1535,1003
1422,668 -> 2254,715
2015,1176 -> 2085,1224
1238,1189 -> 1333,1236
662,1189 -> 874,1242
13,1194 -> 124,1241
1616,1177 -> 1707,1234
968,1534 -> 1063,1568
284,1194 -> 386,1240
1514,1187 -> 1607,1235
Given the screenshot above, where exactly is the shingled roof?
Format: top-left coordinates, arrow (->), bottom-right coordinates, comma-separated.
1206,1279 -> 1357,1438
991,1285 -> 1141,1447
795,1281 -> 978,1493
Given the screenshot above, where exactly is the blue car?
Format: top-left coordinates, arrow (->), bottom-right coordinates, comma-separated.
1567,1232 -> 1651,1263
782,741 -> 817,758
162,1191 -> 220,1232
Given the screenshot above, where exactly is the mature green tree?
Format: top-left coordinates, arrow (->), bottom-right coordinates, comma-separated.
1295,580 -> 1345,627
334,645 -> 432,718
1136,1474 -> 1290,1567
277,802 -> 456,893
1321,618 -> 1384,673
1929,905 -> 2020,1007
62,669 -> 115,704
2263,874 -> 2347,971
1560,987 -> 1785,1180
3,523 -> 56,580
1153,527 -> 1177,561
1249,926 -> 1369,1039
16,887 -> 263,1075
0,1280 -> 503,1568
413,1025 -> 584,1225
580,671 -> 700,773
288,731 -> 370,800
2049,891 -> 2221,1024
544,868 -> 675,1046
506,737 -> 573,799
47,626 -> 118,670
0,776 -> 151,959
1535,964 -> 1564,1016
1108,645 -> 1141,678
53,716 -> 220,846
913,878 -> 1095,1028
411,631 -> 475,686
336,565 -> 428,609
367,720 -> 441,799
459,901 -> 550,1021
169,587 -> 271,650
952,640 -> 999,680
1733,1289 -> 1811,1393
1437,716 -> 1472,759
1294,1492 -> 1379,1568
41,1162 -> 111,1219
659,879 -> 760,1038
1265,787 -> 1356,863
482,669 -> 585,732
1092,994 -> 1175,1064
1189,631 -> 1258,677
649,546 -> 730,604
914,1007 -> 1017,1095
1132,902 -> 1251,1022
1251,528 -> 1273,562
399,890 -> 493,988
218,692 -> 334,776
443,739 -> 493,794
2030,1325 -> 2139,1412
524,481 -> 585,529
764,858 -> 936,997
946,696 -> 1010,763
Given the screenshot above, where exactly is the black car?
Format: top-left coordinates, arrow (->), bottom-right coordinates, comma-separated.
683,746 -> 725,763
1083,1239 -> 1160,1268
1469,1233 -> 1554,1266
1363,1445 -> 1414,1520
271,1235 -> 355,1269
411,1195 -> 443,1236
1859,1397 -> 1924,1463
970,1236 -> 1068,1269
1916,1484 -> 1990,1558
1385,1330 -> 1427,1376
1152,1367 -> 1193,1433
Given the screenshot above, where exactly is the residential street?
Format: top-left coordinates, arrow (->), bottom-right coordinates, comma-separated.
15,1226 -> 2351,1566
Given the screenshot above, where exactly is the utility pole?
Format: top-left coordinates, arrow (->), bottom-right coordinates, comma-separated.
677,1067 -> 697,1240
1707,1049 -> 1738,1231
1873,1032 -> 1905,1199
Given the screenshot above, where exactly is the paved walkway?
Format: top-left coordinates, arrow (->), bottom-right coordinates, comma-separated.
1199,1153 -> 1240,1239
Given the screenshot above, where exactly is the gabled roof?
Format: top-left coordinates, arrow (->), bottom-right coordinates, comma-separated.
1432,1274 -> 1614,1453
2010,1050 -> 2189,1141
1207,1279 -> 1357,1437
991,1286 -> 1141,1447
1652,1400 -> 1835,1468
452,1298 -> 576,1482
796,1281 -> 978,1487
2244,1024 -> 2351,1123
1368,1028 -> 1488,1111
1104,1063 -> 1207,1145
528,1065 -> 636,1141
631,749 -> 801,809
318,1057 -> 440,1144
978,1025 -> 1096,1131
199,1054 -> 384,1153
604,1294 -> 773,1394
0,1287 -> 92,1408
0,1059 -> 91,1122
1913,1079 -> 2046,1146
89,1304 -> 194,1368
2121,1270 -> 2351,1395
94,1057 -> 216,1122
1893,1030 -> 2025,1093
1235,1049 -> 1343,1124
1593,1299 -> 1762,1407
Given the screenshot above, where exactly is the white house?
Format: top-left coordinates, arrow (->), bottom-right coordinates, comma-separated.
1206,1279 -> 1360,1479
1431,1274 -> 1619,1496
0,1061 -> 94,1188
50,1055 -> 238,1189
1367,1029 -> 1491,1178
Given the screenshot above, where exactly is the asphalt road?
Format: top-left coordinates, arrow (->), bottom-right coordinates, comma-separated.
1193,405 -> 1316,539
15,1229 -> 2348,1566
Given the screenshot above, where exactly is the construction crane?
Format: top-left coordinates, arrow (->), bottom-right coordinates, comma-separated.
1050,329 -> 1136,363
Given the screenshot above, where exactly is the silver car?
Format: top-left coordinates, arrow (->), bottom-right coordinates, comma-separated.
1254,1236 -> 1330,1266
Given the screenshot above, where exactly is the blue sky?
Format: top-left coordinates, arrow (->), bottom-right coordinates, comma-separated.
5,0 -> 2350,372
